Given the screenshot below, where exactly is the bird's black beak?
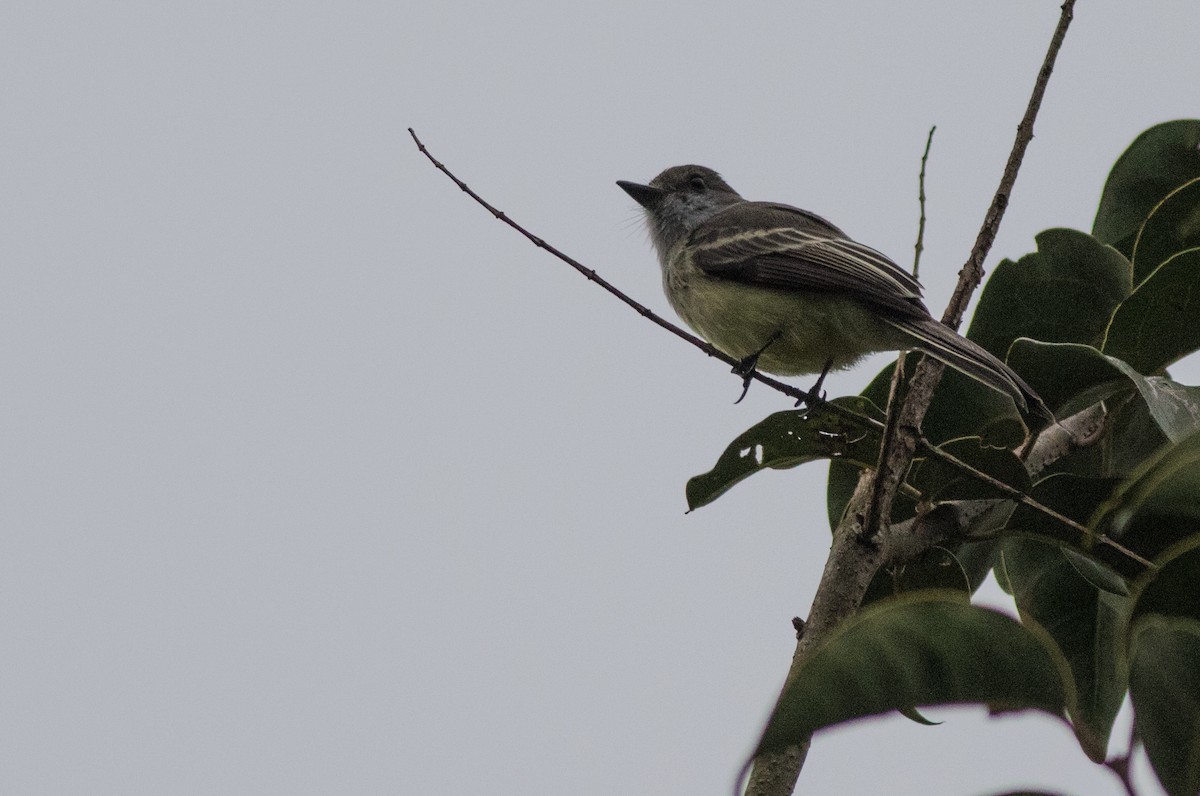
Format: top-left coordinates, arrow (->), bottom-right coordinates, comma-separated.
617,180 -> 666,210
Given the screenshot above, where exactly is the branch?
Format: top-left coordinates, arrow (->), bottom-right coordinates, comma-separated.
745,2 -> 1077,792
410,9 -> 1145,787
913,125 -> 936,278
412,127 -> 859,413
410,106 -> 1145,578
944,0 -> 1076,329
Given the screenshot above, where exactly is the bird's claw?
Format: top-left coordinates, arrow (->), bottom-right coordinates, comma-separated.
794,358 -> 834,408
731,333 -> 783,404
794,384 -> 826,408
732,352 -> 761,404
735,374 -> 754,404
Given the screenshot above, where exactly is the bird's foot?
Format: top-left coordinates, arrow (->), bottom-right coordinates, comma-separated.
732,354 -> 761,405
794,358 -> 834,408
732,332 -> 782,404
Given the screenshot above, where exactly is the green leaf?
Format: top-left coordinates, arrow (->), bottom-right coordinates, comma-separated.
756,592 -> 1071,754
1092,427 -> 1200,562
1130,534 -> 1200,626
969,229 -> 1131,354
954,536 -> 1007,593
1110,361 -> 1200,444
862,544 -> 971,607
827,458 -> 865,529
1005,473 -> 1130,584
1061,548 -> 1129,598
1103,248 -> 1200,375
1126,537 -> 1200,795
996,538 -> 1129,761
1093,120 -> 1200,260
1005,342 -> 1173,479
897,705 -> 941,726
686,396 -> 882,511
826,360 -> 1024,530
1093,428 -> 1200,531
1007,341 -> 1200,443
1103,396 -> 1175,480
824,366 -> 1030,589
1006,341 -> 1129,419
1128,616 -> 1200,796
909,437 -> 1031,503
1132,177 -> 1200,282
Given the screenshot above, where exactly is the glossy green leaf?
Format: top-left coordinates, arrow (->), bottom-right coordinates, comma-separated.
862,544 -> 971,607
1005,341 -> 1128,419
954,536 -> 1007,593
1092,427 -> 1200,562
1007,341 -> 1200,443
1102,398 -> 1175,480
756,592 -> 1071,754
969,229 -> 1131,354
1130,534 -> 1200,627
1093,120 -> 1200,261
1131,177 -> 1200,281
897,705 -> 942,726
826,360 -> 1024,530
909,437 -> 1030,503
1093,427 -> 1200,531
1106,358 -> 1200,444
1126,537 -> 1200,795
1128,616 -> 1200,796
996,538 -> 1129,761
1005,473 -> 1130,584
827,458 -> 867,530
1103,248 -> 1200,375
686,396 -> 882,511
1061,548 -> 1129,598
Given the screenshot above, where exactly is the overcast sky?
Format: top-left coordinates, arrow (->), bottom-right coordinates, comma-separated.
3,2 -> 1197,794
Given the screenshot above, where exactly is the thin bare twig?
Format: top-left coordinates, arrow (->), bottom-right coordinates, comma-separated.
913,125 -> 936,278
866,126 -> 937,547
873,127 -> 936,552
944,3 -> 1075,326
917,435 -> 1151,572
409,116 -> 1146,575
415,99 -> 1155,785
746,2 -> 1078,793
408,129 -> 820,404
864,0 -> 1077,541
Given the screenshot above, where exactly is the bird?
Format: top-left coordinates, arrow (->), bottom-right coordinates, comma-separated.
617,164 -> 1051,421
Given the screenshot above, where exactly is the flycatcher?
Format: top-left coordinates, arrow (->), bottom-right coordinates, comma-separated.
618,165 -> 1051,421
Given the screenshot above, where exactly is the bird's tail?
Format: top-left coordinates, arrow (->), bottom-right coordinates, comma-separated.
889,317 -> 1053,423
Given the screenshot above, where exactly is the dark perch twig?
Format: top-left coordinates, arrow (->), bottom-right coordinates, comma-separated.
744,2 -> 1078,793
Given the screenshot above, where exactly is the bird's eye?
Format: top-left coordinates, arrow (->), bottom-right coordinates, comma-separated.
688,175 -> 706,191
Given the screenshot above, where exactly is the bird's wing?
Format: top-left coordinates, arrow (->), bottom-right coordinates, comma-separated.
688,201 -> 929,319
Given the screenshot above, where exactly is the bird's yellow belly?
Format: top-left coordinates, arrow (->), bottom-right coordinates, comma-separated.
670,278 -> 904,376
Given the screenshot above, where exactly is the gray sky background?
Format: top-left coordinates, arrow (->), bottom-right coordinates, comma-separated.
3,2 -> 1197,794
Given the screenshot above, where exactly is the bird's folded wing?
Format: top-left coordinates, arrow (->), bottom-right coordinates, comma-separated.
688,201 -> 928,318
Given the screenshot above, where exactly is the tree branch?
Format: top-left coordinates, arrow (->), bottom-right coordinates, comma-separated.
913,125 -> 936,278
411,128 -> 1150,572
410,9 -> 1141,789
745,2 -> 1077,792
